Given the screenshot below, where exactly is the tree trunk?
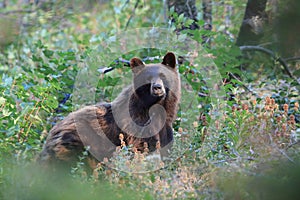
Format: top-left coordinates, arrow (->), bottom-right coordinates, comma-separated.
167,0 -> 199,30
274,0 -> 300,57
236,0 -> 268,45
202,0 -> 212,31
0,0 -> 6,8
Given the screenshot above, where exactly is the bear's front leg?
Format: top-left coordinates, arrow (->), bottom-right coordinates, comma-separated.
158,125 -> 174,158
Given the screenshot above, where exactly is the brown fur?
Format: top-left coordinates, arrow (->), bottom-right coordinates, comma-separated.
38,52 -> 180,169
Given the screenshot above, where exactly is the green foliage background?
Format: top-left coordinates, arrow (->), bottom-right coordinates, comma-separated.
0,0 -> 299,199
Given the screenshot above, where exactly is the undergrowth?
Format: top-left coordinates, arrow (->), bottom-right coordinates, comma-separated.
49,97 -> 299,199
0,1 -> 299,199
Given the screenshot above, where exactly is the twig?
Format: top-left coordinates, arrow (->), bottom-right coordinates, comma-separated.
163,0 -> 168,22
285,56 -> 300,62
98,56 -> 161,74
124,0 -> 140,31
121,0 -> 130,10
97,67 -> 115,74
276,147 -> 295,163
0,9 -> 36,15
239,45 -> 296,81
285,141 -> 300,150
228,72 -> 259,98
185,0 -> 193,18
269,131 -> 295,163
211,157 -> 255,165
115,58 -> 130,65
198,92 -> 208,97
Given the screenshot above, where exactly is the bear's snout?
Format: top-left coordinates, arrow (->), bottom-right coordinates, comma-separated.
150,77 -> 165,97
151,83 -> 165,96
153,83 -> 162,90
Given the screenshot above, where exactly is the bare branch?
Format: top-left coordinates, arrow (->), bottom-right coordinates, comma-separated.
163,0 -> 168,22
228,72 -> 259,98
239,45 -> 299,84
276,147 -> 295,163
98,56 -> 162,74
121,0 -> 130,10
0,9 -> 35,15
124,0 -> 140,31
285,141 -> 300,150
285,56 -> 300,62
185,0 -> 193,18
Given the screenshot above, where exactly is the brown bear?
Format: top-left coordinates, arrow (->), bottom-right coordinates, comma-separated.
38,52 -> 181,169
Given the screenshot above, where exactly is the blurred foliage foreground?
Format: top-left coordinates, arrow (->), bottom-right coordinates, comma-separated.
0,1 -> 300,199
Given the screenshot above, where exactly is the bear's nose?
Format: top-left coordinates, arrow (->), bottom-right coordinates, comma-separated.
152,84 -> 162,90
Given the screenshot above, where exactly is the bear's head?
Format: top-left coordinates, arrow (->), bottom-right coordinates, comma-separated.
130,52 -> 177,107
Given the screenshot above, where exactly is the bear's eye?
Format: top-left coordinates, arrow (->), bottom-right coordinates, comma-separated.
159,73 -> 164,77
147,76 -> 152,82
160,74 -> 171,88
160,73 -> 167,81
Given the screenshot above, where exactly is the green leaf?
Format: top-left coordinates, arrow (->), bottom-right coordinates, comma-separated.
0,97 -> 5,104
44,97 -> 58,109
43,49 -> 54,58
2,108 -> 11,117
57,64 -> 67,71
184,19 -> 194,27
30,114 -> 43,123
178,13 -> 184,23
35,40 -> 44,48
32,55 -> 43,62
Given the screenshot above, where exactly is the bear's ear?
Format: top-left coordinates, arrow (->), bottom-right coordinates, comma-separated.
130,58 -> 145,74
162,52 -> 176,68
130,57 -> 144,69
